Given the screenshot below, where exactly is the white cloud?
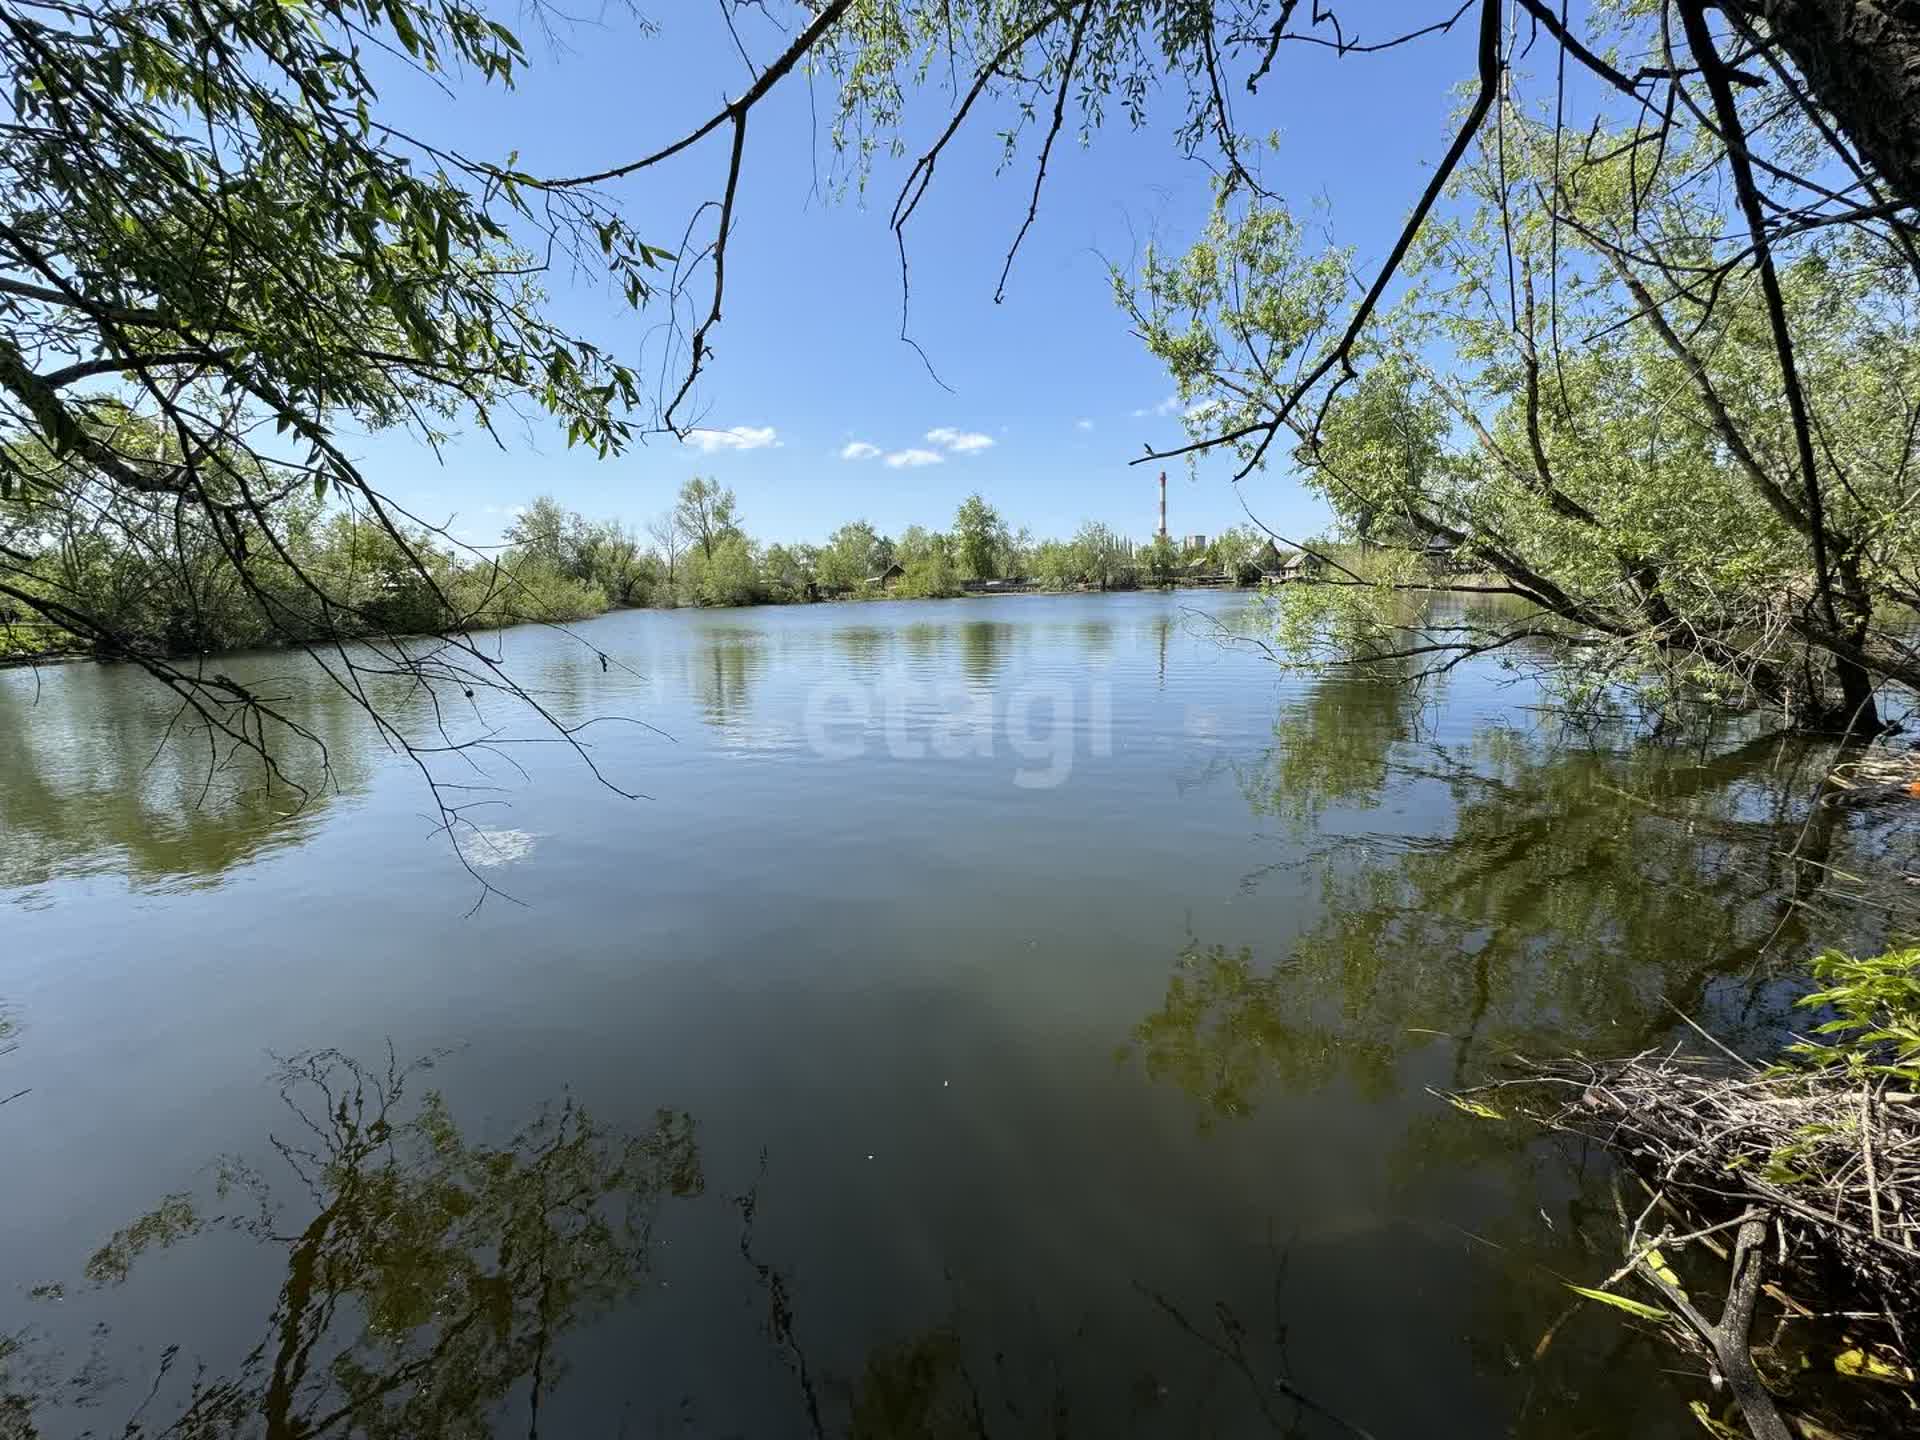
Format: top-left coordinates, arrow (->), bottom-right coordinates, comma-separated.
926,426 -> 994,454
1074,418 -> 1095,432
839,440 -> 882,461
884,448 -> 944,468
1130,395 -> 1181,418
682,424 -> 780,454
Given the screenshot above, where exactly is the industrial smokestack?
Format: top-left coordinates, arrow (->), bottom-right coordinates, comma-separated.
1158,471 -> 1167,540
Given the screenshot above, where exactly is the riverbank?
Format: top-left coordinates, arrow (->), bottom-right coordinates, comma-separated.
1469,937 -> 1920,1440
0,625 -> 90,665
0,580 -> 1264,669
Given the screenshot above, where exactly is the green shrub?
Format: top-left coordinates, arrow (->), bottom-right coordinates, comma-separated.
449,562 -> 609,627
1787,944 -> 1920,1085
894,550 -> 959,598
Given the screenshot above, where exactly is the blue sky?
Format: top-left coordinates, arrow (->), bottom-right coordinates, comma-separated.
355,6 -> 1493,552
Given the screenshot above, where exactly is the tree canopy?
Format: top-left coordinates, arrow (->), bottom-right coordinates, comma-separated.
1123,61 -> 1920,729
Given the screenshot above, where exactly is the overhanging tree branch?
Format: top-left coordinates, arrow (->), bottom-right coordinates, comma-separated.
1135,0 -> 1507,480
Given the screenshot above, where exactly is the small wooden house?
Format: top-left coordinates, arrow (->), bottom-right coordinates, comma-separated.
863,562 -> 906,591
1264,549 -> 1324,583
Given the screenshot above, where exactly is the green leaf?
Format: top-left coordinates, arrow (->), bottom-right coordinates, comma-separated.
1835,1346 -> 1914,1384
1434,1089 -> 1503,1121
1563,1284 -> 1670,1322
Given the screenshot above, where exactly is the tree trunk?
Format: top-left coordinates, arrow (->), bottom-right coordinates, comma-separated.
1832,650 -> 1882,734
1728,0 -> 1920,210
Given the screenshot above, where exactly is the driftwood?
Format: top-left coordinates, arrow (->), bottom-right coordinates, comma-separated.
1476,1050 -> 1919,1439
1821,748 -> 1920,811
1636,1211 -> 1792,1440
1547,1055 -> 1919,1320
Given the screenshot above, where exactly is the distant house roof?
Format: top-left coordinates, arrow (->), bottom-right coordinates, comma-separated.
864,561 -> 906,585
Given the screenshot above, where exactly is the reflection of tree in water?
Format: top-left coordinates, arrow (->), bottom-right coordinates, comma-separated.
1148,685 -> 1898,1128
898,622 -> 945,665
734,1188 -> 1383,1440
1073,620 -> 1113,661
1236,668 -> 1424,830
0,1051 -> 1701,1440
1150,612 -> 1181,688
0,668 -> 375,899
688,630 -> 767,729
734,1200 -> 1681,1440
1118,678 -> 1919,1435
7,1049 -> 700,1439
842,1329 -> 977,1437
957,621 -> 1012,687
1121,940 -> 1392,1127
832,626 -> 892,678
9,1124 -> 1392,1440
0,1326 -> 53,1440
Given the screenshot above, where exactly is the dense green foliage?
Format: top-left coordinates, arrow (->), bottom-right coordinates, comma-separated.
596,483 -> 1271,609
7,0 -> 1915,729
0,0 -> 659,622
0,0 -> 696,799
1788,945 -> 1920,1085
2,460 -> 1279,655
4,0 -> 1915,768
0,417 -> 619,658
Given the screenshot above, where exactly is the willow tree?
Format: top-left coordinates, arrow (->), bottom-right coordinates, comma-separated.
0,0 -> 682,880
1119,27 -> 1920,730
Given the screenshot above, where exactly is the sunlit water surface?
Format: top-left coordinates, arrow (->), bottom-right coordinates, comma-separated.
1,591 -> 1906,1437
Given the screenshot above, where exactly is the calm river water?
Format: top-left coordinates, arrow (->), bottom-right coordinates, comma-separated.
0,590 -> 1903,1437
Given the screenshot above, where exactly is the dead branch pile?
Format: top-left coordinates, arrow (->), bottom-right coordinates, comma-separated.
1822,747 -> 1920,810
1524,1051 -> 1920,1349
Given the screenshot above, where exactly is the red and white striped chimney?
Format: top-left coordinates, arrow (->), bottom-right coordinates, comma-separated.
1158,471 -> 1167,540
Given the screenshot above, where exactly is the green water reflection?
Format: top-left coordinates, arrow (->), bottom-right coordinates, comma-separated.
1137,672 -> 1857,1130
4,1051 -> 700,1439
958,620 -> 1013,687
687,629 -> 768,730
0,665 -> 372,898
832,626 -> 892,678
0,1047 -> 1693,1440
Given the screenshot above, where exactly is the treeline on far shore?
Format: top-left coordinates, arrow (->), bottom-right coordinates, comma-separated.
504,479 -> 1285,611
2,473 -> 1288,663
